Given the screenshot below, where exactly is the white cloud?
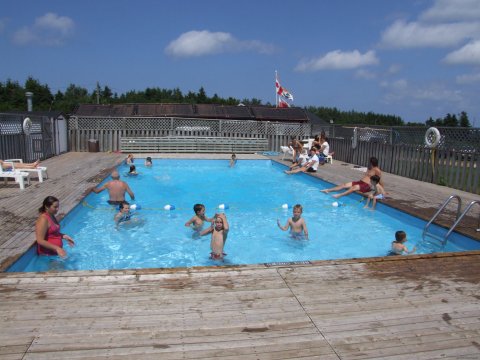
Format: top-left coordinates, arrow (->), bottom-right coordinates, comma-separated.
354,69 -> 376,79
381,79 -> 463,103
295,50 -> 379,71
12,12 -> 74,46
0,18 -> 7,34
387,64 -> 402,74
443,40 -> 480,64
456,71 -> 480,83
165,30 -> 275,57
380,20 -> 480,48
420,0 -> 480,22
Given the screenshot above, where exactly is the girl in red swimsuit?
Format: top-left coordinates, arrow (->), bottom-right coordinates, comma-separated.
35,196 -> 75,257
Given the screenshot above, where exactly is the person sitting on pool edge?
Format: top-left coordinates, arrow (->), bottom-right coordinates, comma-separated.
277,204 -> 309,239
321,156 -> 382,199
200,213 -> 229,260
91,170 -> 135,205
390,230 -> 416,255
185,203 -> 214,232
363,175 -> 385,210
284,147 -> 319,175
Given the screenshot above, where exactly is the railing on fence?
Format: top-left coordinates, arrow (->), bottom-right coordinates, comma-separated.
328,138 -> 479,194
67,119 -> 479,194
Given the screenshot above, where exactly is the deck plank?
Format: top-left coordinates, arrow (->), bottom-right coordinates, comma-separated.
1,152 -> 480,359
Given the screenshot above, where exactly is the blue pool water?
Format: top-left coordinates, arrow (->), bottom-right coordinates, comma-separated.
9,159 -> 480,272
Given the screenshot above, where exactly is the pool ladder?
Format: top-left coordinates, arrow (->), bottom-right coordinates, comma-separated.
423,195 -> 480,247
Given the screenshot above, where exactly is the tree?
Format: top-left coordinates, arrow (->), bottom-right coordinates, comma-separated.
459,111 -> 471,127
24,77 -> 53,110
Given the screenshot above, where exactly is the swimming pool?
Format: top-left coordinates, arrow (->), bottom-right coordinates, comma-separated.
8,159 -> 480,272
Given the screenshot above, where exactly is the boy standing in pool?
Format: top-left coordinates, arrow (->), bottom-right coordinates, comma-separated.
230,153 -> 237,167
200,213 -> 229,260
390,231 -> 416,255
277,204 -> 309,239
185,204 -> 214,231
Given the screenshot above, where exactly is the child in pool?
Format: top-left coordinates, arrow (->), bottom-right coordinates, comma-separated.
185,204 -> 214,231
277,204 -> 309,239
200,213 -> 229,260
390,230 -> 416,255
126,154 -> 134,164
128,164 -> 138,176
230,153 -> 237,167
145,157 -> 152,167
364,175 -> 385,210
114,201 -> 143,227
114,201 -> 132,225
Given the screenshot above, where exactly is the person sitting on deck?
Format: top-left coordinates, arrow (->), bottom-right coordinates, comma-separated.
363,175 -> 385,210
284,147 -> 319,175
321,157 -> 382,199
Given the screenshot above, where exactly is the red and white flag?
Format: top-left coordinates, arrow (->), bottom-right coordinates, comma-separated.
275,72 -> 294,104
278,98 -> 290,108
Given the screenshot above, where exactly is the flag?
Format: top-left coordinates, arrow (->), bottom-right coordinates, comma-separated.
278,98 -> 290,108
280,88 -> 293,101
275,75 -> 294,101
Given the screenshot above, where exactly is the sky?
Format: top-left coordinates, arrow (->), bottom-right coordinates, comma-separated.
1,0 -> 480,124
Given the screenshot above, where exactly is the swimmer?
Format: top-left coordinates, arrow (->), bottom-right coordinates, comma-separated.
277,204 -> 308,239
185,204 -> 214,232
128,164 -> 138,176
114,201 -> 143,227
114,201 -> 133,225
230,153 -> 237,167
145,156 -> 153,167
200,213 -> 229,260
390,231 -> 416,255
126,154 -> 134,164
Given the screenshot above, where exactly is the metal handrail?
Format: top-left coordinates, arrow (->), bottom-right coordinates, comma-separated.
422,195 -> 462,242
444,200 -> 480,242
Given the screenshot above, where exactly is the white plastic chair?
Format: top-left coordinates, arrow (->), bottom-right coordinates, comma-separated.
325,152 -> 334,164
0,169 -> 30,189
5,159 -> 48,182
280,146 -> 293,160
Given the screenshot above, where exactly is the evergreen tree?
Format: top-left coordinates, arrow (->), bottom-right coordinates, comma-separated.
459,111 -> 471,127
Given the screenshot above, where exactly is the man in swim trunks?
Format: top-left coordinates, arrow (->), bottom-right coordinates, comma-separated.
91,170 -> 135,205
321,157 -> 383,199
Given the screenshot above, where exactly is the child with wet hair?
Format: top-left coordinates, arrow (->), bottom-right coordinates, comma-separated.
185,204 -> 214,231
364,175 -> 385,210
390,231 -> 416,255
277,204 -> 309,239
200,213 -> 229,260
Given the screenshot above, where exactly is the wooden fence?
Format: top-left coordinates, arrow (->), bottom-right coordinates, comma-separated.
69,129 -> 292,154
67,129 -> 478,194
329,138 -> 479,194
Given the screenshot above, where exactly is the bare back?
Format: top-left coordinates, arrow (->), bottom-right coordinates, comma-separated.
105,180 -> 132,202
361,166 -> 382,185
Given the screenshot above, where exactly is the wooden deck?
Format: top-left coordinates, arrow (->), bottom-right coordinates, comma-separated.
1,255 -> 480,359
1,152 -> 480,359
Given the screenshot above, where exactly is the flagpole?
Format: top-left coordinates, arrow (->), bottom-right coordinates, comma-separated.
275,70 -> 278,108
